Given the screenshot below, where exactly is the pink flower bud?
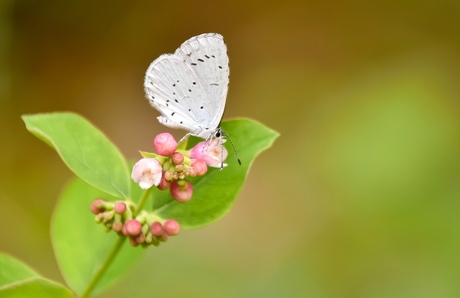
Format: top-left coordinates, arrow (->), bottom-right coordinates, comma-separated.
151,222 -> 163,236
129,237 -> 139,247
189,139 -> 228,168
159,232 -> 168,242
164,171 -> 173,181
163,219 -> 181,236
191,159 -> 208,176
175,164 -> 184,172
154,133 -> 178,156
124,219 -> 142,236
170,180 -> 193,203
157,172 -> 170,190
90,198 -> 106,214
131,158 -> 162,189
114,202 -> 127,214
122,223 -> 128,235
172,152 -> 184,165
135,233 -> 145,244
112,222 -> 123,232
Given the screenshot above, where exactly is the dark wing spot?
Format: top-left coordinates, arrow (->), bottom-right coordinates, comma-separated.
175,99 -> 178,103
200,106 -> 204,109
192,82 -> 196,85
210,83 -> 219,86
173,92 -> 175,95
191,63 -> 197,66
188,109 -> 191,112
198,58 -> 204,62
177,80 -> 179,82
188,89 -> 191,92
218,66 -> 222,69
211,55 -> 215,58
171,112 -> 175,116
172,84 -> 176,87
180,121 -> 183,124
187,53 -> 191,57
205,55 -> 210,59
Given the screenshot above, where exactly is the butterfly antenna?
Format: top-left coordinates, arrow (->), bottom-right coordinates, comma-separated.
222,130 -> 241,166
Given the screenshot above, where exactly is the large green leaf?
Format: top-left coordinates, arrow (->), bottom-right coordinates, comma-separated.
0,253 -> 72,298
22,113 -> 130,199
147,118 -> 279,228
51,178 -> 146,296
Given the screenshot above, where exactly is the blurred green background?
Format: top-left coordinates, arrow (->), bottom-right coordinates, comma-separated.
1,0 -> 460,297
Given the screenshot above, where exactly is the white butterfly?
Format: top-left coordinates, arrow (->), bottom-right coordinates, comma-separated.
144,33 -> 229,140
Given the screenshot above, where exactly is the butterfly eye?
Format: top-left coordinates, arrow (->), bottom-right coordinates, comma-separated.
215,130 -> 221,138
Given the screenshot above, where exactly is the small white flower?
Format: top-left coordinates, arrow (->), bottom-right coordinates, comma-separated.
131,158 -> 162,189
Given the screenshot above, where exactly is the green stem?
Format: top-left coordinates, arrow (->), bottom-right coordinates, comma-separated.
80,188 -> 152,298
80,236 -> 126,298
135,188 -> 151,216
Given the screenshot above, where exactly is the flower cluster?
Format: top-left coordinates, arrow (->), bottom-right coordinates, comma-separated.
132,132 -> 228,202
90,198 -> 180,247
90,132 -> 228,247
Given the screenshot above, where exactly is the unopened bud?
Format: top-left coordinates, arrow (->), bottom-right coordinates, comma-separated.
151,222 -> 163,236
170,180 -> 193,203
154,133 -> 178,156
90,198 -> 106,214
157,172 -> 170,190
114,202 -> 127,214
172,152 -> 184,165
124,219 -> 142,236
163,219 -> 181,236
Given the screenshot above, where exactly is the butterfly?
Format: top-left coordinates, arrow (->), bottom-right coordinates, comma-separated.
144,33 -> 229,141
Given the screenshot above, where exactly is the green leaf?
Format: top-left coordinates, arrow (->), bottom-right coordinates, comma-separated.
51,177 -> 146,296
0,253 -> 72,298
22,113 -> 130,199
148,118 -> 279,229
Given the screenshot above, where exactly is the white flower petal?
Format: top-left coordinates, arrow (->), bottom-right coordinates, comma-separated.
131,158 -> 162,189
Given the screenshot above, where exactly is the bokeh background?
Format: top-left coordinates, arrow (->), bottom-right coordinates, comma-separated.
2,1 -> 460,297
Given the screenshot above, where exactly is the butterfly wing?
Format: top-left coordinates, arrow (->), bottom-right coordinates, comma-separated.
144,33 -> 229,139
175,33 -> 229,133
144,53 -> 212,136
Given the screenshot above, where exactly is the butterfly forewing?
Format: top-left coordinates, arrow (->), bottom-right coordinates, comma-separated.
175,33 -> 229,131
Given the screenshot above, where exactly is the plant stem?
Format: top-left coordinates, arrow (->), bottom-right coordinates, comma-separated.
80,188 -> 152,298
135,187 -> 151,216
80,236 -> 126,298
